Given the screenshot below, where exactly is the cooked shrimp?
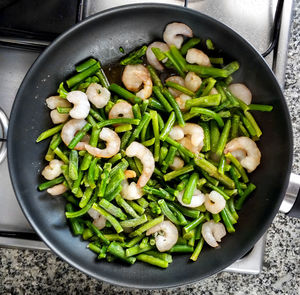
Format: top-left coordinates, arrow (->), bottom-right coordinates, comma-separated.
108,101 -> 134,122
163,22 -> 193,49
175,94 -> 191,111
169,125 -> 184,141
184,72 -> 202,92
146,220 -> 178,252
122,65 -> 152,100
182,123 -> 204,147
228,83 -> 252,105
88,208 -> 106,230
85,127 -> 120,158
146,41 -> 169,71
47,184 -> 67,196
61,119 -> 89,151
121,180 -> 144,201
186,48 -> 211,67
224,136 -> 261,173
169,156 -> 184,170
50,110 -> 69,124
46,96 -> 71,124
204,191 -> 226,214
86,83 -> 111,108
41,159 -> 64,180
124,170 -> 137,179
125,141 -> 155,187
201,220 -> 226,247
67,91 -> 90,119
166,76 -> 185,97
209,87 -> 218,95
177,189 -> 205,208
46,96 -> 71,109
179,137 -> 202,154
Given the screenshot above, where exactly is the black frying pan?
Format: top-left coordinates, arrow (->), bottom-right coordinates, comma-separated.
7,4 -> 295,289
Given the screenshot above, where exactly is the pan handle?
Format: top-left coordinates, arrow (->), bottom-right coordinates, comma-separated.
0,108 -> 8,165
279,173 -> 300,218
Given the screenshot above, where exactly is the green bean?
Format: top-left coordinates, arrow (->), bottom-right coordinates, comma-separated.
170,245 -> 194,253
75,58 -> 97,72
176,177 -> 189,191
89,108 -> 104,122
163,164 -> 194,182
209,57 -> 224,64
125,234 -> 146,248
108,153 -> 122,165
140,113 -> 152,143
66,189 -> 97,218
115,195 -> 139,218
165,137 -> 194,159
201,169 -> 219,186
108,83 -> 142,104
132,104 -> 142,120
120,214 -> 148,228
53,147 -> 69,164
235,183 -> 256,210
95,69 -> 110,88
57,82 -> 68,98
45,147 -> 55,161
120,45 -> 147,65
105,168 -> 125,196
141,137 -> 155,146
104,234 -> 125,243
36,124 -> 64,143
129,215 -> 164,237
108,242 -> 136,264
190,107 -> 224,127
228,198 -> 239,220
150,110 -> 160,162
218,154 -> 226,174
239,121 -> 250,137
92,203 -> 123,233
85,220 -> 110,245
137,197 -> 149,209
186,64 -> 228,78
87,158 -> 98,189
166,202 -> 188,225
68,123 -> 91,149
79,187 -> 93,208
38,176 -> 64,191
126,244 -> 153,257
212,213 -> 221,223
87,242 -> 101,254
181,37 -> 201,55
143,186 -> 174,201
104,184 -> 122,202
65,204 -> 84,235
206,39 -> 214,50
152,86 -> 173,113
151,47 -> 167,61
136,254 -> 168,268
231,114 -> 240,139
159,112 -> 175,142
158,199 -> 181,225
182,173 -> 199,205
56,107 -> 71,114
215,119 -> 231,158
183,214 -> 205,233
186,94 -> 221,109
190,237 -> 204,261
148,97 -> 166,112
140,100 -> 149,115
197,178 -> 207,190
110,159 -> 129,177
66,62 -> 100,88
96,118 -> 140,129
200,77 -> 217,97
170,44 -> 187,71
224,204 -> 237,224
82,228 -> 94,240
194,155 -> 235,189
215,83 -> 227,103
115,124 -> 132,133
139,237 -> 149,249
244,111 -> 262,138
225,152 -> 249,183
210,120 -> 220,153
98,245 -> 108,259
99,199 -> 127,220
200,122 -> 211,152
220,208 -> 235,233
164,50 -> 185,77
223,61 -> 240,76
68,150 -> 78,180
240,113 -> 256,137
127,200 -> 145,215
98,163 -> 112,197
165,81 -> 195,97
145,251 -> 172,263
161,146 -> 177,173
120,130 -> 132,149
162,88 -> 185,127
248,104 -> 273,112
127,112 -> 151,144
147,65 -> 163,89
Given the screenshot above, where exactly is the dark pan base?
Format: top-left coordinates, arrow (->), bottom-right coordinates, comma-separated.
7,4 -> 293,289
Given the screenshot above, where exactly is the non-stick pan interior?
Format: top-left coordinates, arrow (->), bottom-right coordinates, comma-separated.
8,4 -> 292,288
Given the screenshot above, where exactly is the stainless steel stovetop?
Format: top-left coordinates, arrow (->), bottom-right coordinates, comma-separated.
0,0 -> 294,275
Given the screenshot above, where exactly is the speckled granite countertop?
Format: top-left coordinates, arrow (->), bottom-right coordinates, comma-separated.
1,2 -> 300,295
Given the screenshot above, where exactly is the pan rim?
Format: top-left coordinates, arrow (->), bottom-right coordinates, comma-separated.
7,3 -> 293,289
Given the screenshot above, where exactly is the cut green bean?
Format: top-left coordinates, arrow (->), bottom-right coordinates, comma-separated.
235,183 -> 256,210
170,245 -> 194,253
99,199 -> 127,220
75,58 -> 97,72
181,37 -> 201,55
152,86 -> 173,113
190,238 -> 204,261
150,110 -> 160,162
85,220 -> 110,245
186,64 -> 228,78
225,152 -> 249,183
182,173 -> 199,205
38,176 -> 64,191
68,123 -> 91,149
108,83 -> 142,104
186,94 -> 221,109
147,65 -> 163,89
190,107 -> 224,127
215,119 -> 231,158
108,242 -> 136,264
163,164 -> 194,182
36,124 -> 64,143
129,215 -> 164,237
120,214 -> 148,228
248,104 -> 273,112
165,81 -> 194,97
120,45 -> 147,65
183,214 -> 205,233
136,254 -> 168,268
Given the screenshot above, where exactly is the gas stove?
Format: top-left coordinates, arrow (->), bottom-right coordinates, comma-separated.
0,0 -> 294,275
